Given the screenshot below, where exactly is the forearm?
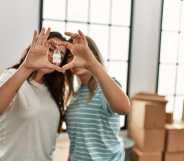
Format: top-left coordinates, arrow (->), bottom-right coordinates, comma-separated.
88,60 -> 131,114
0,65 -> 33,114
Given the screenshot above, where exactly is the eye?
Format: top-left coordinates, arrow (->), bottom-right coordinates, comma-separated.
67,55 -> 73,62
59,47 -> 66,55
49,48 -> 54,53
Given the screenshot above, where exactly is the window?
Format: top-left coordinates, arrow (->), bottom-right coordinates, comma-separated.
41,0 -> 132,128
157,0 -> 184,121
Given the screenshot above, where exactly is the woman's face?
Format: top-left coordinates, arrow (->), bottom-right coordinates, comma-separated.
38,37 -> 66,74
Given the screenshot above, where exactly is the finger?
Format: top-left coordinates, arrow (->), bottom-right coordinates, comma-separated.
42,27 -> 51,45
47,39 -> 53,43
37,28 -> 45,45
73,34 -> 82,43
58,41 -> 73,51
40,28 -> 47,45
78,30 -> 84,37
47,39 -> 56,47
39,28 -> 45,38
45,41 -> 50,48
32,30 -> 38,46
65,32 -> 78,39
46,63 -> 64,72
78,30 -> 87,44
48,39 -> 60,48
60,62 -> 74,71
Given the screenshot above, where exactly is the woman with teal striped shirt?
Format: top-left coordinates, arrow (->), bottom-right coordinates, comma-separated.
60,31 -> 131,161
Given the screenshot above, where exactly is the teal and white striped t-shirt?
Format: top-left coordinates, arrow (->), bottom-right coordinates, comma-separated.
66,85 -> 125,161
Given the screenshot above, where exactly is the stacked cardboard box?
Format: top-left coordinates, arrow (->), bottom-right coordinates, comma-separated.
165,112 -> 173,124
182,100 -> 184,122
131,147 -> 162,161
163,99 -> 184,161
163,123 -> 184,161
128,92 -> 167,161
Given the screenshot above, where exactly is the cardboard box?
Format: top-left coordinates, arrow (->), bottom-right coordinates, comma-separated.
164,152 -> 184,161
165,123 -> 184,152
132,92 -> 167,105
129,92 -> 167,129
129,123 -> 165,152
165,112 -> 173,124
130,92 -> 167,129
182,100 -> 184,121
131,147 -> 162,161
131,101 -> 166,129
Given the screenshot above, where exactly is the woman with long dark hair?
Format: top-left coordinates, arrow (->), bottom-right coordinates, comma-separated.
0,28 -> 70,161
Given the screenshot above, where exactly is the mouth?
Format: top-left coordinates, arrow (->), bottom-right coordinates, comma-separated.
52,50 -> 62,66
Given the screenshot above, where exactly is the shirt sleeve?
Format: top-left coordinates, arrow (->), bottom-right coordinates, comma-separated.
0,68 -> 17,86
0,68 -> 18,115
100,77 -> 122,116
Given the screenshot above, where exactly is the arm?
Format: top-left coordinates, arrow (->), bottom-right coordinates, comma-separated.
0,65 -> 33,115
0,28 -> 63,115
87,59 -> 131,114
60,31 -> 131,114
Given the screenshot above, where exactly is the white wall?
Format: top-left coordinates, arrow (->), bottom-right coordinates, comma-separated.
128,0 -> 163,96
0,0 -> 163,97
0,0 -> 40,69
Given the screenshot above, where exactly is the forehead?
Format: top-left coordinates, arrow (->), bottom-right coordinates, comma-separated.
48,37 -> 64,44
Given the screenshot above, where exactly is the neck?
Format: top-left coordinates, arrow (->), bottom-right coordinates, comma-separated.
78,74 -> 92,85
32,71 -> 44,84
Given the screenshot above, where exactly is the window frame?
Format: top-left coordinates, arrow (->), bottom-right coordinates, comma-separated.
39,0 -> 134,130
156,0 -> 184,121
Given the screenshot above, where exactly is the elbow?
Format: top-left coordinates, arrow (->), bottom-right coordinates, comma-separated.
124,102 -> 131,114
110,95 -> 131,114
117,100 -> 131,114
121,95 -> 131,114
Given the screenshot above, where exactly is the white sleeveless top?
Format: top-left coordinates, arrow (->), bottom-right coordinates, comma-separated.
0,69 -> 60,161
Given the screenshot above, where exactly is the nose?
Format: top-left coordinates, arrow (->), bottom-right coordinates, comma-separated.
59,46 -> 66,56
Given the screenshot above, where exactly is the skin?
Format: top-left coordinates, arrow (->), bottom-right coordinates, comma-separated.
61,30 -> 131,114
0,28 -> 65,114
64,31 -> 131,161
33,37 -> 67,83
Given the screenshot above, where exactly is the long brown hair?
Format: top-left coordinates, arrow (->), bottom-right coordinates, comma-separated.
10,32 -> 71,133
67,36 -> 104,100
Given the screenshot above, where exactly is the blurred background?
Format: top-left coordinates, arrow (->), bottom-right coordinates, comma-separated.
0,0 -> 184,161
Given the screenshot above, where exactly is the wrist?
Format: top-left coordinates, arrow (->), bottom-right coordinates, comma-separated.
19,64 -> 34,76
86,58 -> 103,74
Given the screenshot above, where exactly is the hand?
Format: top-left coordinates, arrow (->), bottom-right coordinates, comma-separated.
59,30 -> 97,71
22,28 -> 63,72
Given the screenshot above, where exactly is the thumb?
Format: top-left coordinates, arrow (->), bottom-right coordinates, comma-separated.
61,62 -> 74,72
46,63 -> 63,73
